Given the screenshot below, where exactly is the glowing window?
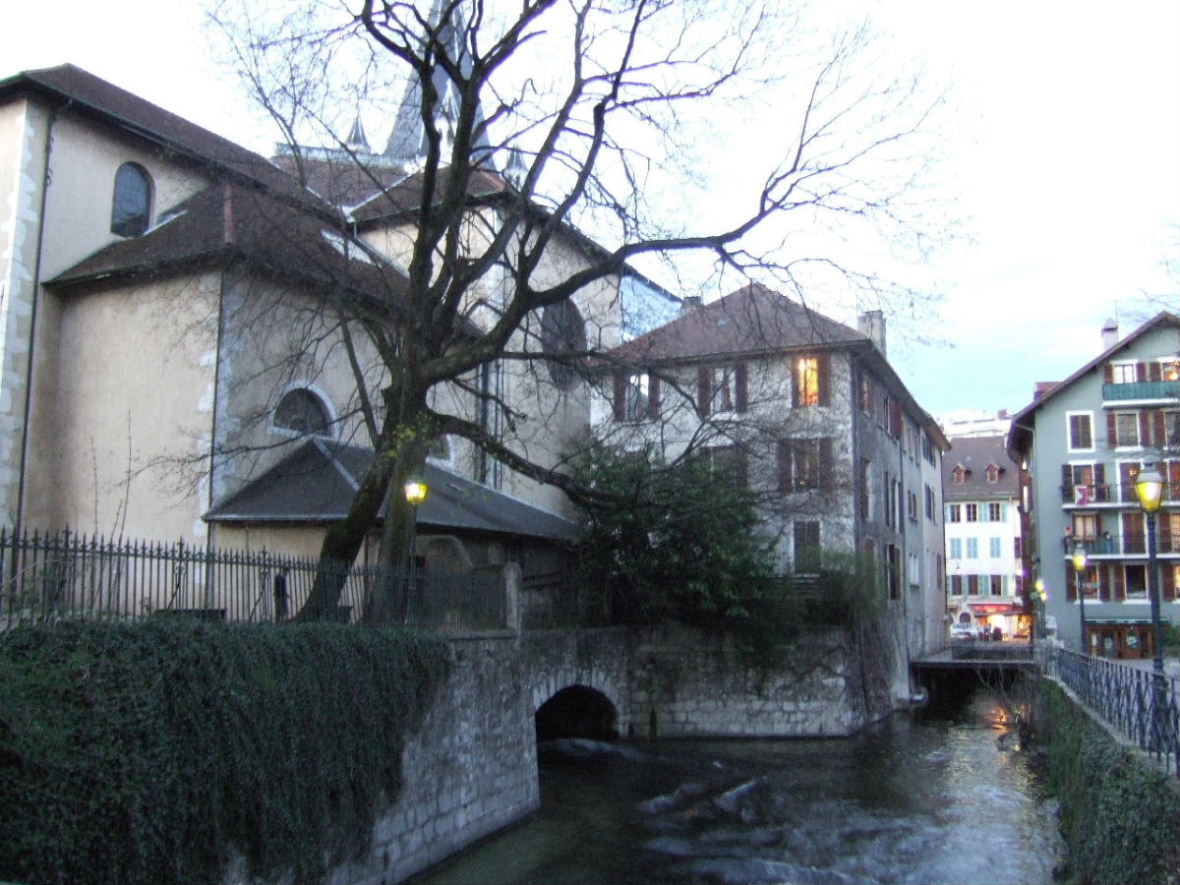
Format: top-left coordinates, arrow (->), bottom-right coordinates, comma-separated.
796,357 -> 820,406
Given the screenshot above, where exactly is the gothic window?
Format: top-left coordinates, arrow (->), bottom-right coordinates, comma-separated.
274,388 -> 333,437
110,162 -> 152,237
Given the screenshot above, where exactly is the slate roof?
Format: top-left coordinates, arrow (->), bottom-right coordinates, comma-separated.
941,435 -> 1020,501
0,65 -> 314,208
48,183 -> 410,310
349,166 -> 511,223
608,283 -> 865,365
205,439 -> 581,542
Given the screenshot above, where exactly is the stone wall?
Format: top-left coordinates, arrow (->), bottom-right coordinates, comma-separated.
327,634 -> 539,885
323,623 -> 891,884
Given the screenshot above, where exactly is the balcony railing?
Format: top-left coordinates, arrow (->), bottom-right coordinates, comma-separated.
1070,532 -> 1180,557
1061,481 -> 1180,506
1102,380 -> 1180,402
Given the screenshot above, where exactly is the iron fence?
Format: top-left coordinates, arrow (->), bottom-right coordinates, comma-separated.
1041,645 -> 1180,777
0,527 -> 506,633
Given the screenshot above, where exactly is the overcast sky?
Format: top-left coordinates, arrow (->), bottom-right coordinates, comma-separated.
3,0 -> 1177,420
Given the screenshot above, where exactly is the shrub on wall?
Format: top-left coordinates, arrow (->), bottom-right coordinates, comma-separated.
1031,680 -> 1180,885
0,619 -> 449,885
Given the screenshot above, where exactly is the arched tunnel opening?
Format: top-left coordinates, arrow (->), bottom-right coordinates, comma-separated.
534,684 -> 619,743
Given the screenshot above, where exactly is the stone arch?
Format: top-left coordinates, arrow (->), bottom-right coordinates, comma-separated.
534,683 -> 619,742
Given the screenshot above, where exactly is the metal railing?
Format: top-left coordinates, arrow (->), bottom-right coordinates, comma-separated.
0,527 -> 506,632
1102,380 -> 1180,402
1041,645 -> 1180,777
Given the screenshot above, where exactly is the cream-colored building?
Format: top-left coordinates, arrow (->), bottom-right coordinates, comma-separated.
0,65 -> 675,583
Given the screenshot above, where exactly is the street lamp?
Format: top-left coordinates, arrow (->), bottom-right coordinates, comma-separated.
1134,464 -> 1167,747
1072,543 -> 1088,654
403,476 -> 429,623
1034,577 -> 1047,640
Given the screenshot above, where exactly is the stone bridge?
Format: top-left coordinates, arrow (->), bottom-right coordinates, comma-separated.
326,622 -> 889,884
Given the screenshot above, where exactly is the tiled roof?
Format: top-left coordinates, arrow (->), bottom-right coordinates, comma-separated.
1,65 -> 315,207
942,434 -> 1020,500
206,439 -> 581,542
349,166 -> 510,223
608,283 -> 864,365
271,152 -> 412,211
48,183 -> 409,308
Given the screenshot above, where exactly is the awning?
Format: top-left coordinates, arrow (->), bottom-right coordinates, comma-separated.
967,602 -> 1022,615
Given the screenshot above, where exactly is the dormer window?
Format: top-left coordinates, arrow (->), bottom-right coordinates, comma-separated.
986,464 -> 1001,483
951,465 -> 968,485
110,163 -> 153,237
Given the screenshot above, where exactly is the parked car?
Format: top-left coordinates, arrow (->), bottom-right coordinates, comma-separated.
950,623 -> 976,641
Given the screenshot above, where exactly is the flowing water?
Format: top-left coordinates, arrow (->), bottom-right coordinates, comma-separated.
418,687 -> 1066,885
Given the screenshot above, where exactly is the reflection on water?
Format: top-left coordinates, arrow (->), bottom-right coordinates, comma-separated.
418,688 -> 1064,885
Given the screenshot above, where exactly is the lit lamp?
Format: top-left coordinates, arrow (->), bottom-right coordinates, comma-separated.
1134,464 -> 1167,748
403,476 -> 429,623
1072,543 -> 1088,654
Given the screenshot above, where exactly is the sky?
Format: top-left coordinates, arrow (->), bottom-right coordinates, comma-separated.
2,0 -> 1177,420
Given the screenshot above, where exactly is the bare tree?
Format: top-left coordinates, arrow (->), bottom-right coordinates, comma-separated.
206,0 -> 947,621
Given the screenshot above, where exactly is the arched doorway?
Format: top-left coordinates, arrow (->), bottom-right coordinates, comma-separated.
535,684 -> 619,742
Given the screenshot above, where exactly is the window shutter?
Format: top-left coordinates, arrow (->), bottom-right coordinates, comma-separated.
1067,572 -> 1077,602
1149,361 -> 1162,382
1107,412 -> 1117,447
1160,512 -> 1172,551
777,441 -> 793,491
1153,410 -> 1165,447
1136,362 -> 1147,382
1104,363 -> 1114,383
820,438 -> 833,490
1094,463 -> 1106,500
1140,411 -> 1151,444
818,352 -> 831,406
612,372 -> 626,421
1163,564 -> 1176,602
1097,565 -> 1109,602
697,365 -> 711,416
1061,464 -> 1072,498
1113,566 -> 1126,602
735,362 -> 748,412
791,361 -> 801,408
648,374 -> 661,420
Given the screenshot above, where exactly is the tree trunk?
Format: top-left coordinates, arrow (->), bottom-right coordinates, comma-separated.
296,455 -> 395,621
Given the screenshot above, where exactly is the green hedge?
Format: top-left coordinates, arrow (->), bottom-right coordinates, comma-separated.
0,619 -> 449,885
1032,679 -> 1180,885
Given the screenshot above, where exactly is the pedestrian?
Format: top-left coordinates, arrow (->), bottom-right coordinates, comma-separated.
274,567 -> 289,621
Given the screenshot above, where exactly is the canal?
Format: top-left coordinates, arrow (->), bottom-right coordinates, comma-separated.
418,685 -> 1066,884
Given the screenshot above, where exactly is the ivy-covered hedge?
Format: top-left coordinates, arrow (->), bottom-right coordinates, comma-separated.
0,619 -> 449,885
1031,679 -> 1180,885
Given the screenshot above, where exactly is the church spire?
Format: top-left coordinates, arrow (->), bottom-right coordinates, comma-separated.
345,113 -> 372,154
383,0 -> 491,169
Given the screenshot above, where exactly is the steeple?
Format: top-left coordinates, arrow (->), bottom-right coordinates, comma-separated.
383,0 -> 491,169
345,113 -> 372,154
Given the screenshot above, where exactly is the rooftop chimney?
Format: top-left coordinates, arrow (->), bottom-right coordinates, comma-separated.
858,310 -> 886,356
680,295 -> 703,314
1101,318 -> 1119,351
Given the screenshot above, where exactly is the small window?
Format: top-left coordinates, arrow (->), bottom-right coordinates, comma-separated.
274,388 -> 333,437
110,162 -> 152,237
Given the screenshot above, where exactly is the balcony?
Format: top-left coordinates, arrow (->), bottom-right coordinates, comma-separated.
1070,532 -> 1180,557
1102,380 -> 1180,403
1060,481 -> 1180,506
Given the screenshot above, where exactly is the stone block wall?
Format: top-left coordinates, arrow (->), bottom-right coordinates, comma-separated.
326,634 -> 539,885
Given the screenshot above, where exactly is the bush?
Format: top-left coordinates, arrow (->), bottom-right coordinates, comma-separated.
1031,680 -> 1180,885
0,619 -> 449,885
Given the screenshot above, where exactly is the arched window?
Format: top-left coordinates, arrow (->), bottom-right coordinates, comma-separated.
274,388 -> 333,437
540,301 -> 586,390
110,163 -> 153,237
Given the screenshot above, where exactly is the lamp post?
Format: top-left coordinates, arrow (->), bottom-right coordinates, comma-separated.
1134,464 -> 1167,748
403,476 -> 429,624
1034,577 -> 1047,641
1072,543 -> 1089,654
